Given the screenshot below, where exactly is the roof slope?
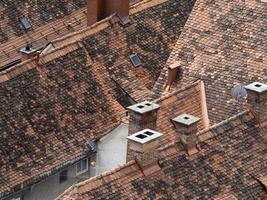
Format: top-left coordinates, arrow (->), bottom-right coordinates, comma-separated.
0,0 -> 145,70
155,80 -> 207,147
51,0 -> 196,102
152,0 -> 267,124
0,42 -> 124,197
57,111 -> 267,199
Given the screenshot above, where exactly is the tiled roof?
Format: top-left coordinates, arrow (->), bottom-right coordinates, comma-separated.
50,0 -> 196,102
0,0 -> 198,197
0,0 -> 149,70
152,0 -> 267,124
0,42 -> 125,197
57,111 -> 267,200
0,0 -> 88,68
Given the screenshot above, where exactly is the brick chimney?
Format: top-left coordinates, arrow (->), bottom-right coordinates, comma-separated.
127,101 -> 160,136
87,0 -> 130,26
127,129 -> 162,174
171,114 -> 200,155
245,82 -> 267,125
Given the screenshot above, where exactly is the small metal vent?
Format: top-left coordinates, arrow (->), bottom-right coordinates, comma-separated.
20,17 -> 32,30
86,140 -> 97,152
231,84 -> 247,102
130,54 -> 142,67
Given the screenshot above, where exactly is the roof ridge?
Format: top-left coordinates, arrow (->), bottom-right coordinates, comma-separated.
51,0 -> 169,50
197,110 -> 250,137
51,14 -> 115,47
56,160 -> 137,199
153,80 -> 200,103
159,110 -> 250,152
0,41 -> 82,83
77,160 -> 136,187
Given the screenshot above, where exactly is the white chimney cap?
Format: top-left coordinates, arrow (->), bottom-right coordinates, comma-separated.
172,114 -> 200,126
245,82 -> 267,93
127,129 -> 162,144
127,101 -> 160,114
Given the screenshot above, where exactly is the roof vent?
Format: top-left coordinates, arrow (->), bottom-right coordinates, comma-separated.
20,17 -> 32,30
129,54 -> 142,67
127,101 -> 160,114
119,15 -> 131,26
20,44 -> 37,60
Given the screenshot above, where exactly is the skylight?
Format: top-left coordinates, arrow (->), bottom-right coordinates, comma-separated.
130,54 -> 142,67
20,17 -> 32,30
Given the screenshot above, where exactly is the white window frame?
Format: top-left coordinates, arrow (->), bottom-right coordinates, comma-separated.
76,158 -> 89,175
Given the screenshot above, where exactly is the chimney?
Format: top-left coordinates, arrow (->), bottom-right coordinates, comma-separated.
245,82 -> 267,125
87,0 -> 130,26
171,114 -> 200,155
127,129 -> 162,172
20,44 -> 37,61
127,101 -> 160,136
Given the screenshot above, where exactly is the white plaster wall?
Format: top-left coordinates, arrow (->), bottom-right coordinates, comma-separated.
20,156 -> 94,200
95,123 -> 129,174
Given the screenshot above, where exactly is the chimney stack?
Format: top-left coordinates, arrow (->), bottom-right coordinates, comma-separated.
245,82 -> 267,125
87,0 -> 130,26
127,129 -> 162,171
127,101 -> 160,136
171,114 -> 200,155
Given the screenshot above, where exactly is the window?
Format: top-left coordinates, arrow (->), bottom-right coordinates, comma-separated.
130,54 -> 142,67
20,17 -> 32,30
76,158 -> 89,175
59,169 -> 68,183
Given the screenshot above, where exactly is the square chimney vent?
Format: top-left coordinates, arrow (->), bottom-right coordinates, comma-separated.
127,101 -> 160,114
127,129 -> 162,144
245,82 -> 267,93
172,114 -> 200,126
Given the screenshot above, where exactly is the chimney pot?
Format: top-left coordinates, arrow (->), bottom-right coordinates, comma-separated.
245,82 -> 267,124
127,129 -> 162,167
171,114 -> 200,155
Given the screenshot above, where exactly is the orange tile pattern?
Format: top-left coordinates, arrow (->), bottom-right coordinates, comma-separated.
57,111 -> 267,199
51,0 -> 196,102
0,0 -> 152,69
0,0 -> 88,68
0,43 -> 125,197
152,0 -> 267,124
